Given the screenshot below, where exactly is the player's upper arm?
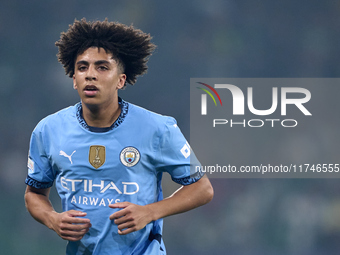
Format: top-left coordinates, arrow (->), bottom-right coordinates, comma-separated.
156,117 -> 204,185
25,185 -> 51,197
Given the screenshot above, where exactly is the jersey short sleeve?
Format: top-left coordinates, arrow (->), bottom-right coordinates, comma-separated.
25,118 -> 56,189
156,117 -> 204,185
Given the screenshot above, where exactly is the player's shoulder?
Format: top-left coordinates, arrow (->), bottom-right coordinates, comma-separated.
127,102 -> 177,128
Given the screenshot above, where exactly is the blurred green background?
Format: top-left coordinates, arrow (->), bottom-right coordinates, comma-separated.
1,1 -> 340,254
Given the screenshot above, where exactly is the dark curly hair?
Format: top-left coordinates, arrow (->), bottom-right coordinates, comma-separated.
55,18 -> 156,86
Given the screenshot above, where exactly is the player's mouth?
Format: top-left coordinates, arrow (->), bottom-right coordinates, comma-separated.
84,85 -> 99,97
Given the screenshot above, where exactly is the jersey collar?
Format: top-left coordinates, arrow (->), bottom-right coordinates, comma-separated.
76,97 -> 129,132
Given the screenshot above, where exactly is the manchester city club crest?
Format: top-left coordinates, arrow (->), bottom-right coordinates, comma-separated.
120,147 -> 140,167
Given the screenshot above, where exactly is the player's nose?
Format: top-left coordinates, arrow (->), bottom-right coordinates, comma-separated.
85,65 -> 97,81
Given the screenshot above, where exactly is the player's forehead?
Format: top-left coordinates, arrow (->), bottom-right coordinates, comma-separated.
75,47 -> 117,65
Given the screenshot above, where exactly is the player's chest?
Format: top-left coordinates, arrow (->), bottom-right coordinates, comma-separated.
49,132 -> 154,179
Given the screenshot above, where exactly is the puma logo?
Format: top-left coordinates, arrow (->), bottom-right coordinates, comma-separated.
59,150 -> 76,164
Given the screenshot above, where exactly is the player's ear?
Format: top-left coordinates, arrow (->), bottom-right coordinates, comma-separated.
117,74 -> 126,90
73,75 -> 77,90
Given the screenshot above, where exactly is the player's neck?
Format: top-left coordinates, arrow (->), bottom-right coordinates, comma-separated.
81,100 -> 121,128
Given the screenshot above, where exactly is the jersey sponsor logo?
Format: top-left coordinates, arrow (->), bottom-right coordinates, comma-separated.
61,177 -> 139,195
70,196 -> 121,207
61,178 -> 139,208
59,150 -> 76,164
120,147 -> 140,167
89,145 -> 105,169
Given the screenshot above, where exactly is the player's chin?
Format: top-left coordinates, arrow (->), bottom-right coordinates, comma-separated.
82,94 -> 99,100
81,97 -> 102,106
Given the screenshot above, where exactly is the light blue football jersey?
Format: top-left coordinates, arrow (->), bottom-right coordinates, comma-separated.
25,98 -> 203,255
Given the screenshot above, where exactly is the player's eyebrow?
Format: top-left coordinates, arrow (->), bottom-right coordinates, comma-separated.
76,60 -> 89,66
76,60 -> 112,66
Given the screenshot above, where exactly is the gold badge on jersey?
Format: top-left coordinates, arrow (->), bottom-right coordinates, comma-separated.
89,145 -> 105,169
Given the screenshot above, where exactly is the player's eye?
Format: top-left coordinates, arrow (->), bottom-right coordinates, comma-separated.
78,66 -> 87,71
98,66 -> 108,71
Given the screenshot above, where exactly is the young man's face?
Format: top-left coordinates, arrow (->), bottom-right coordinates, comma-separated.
73,47 -> 126,108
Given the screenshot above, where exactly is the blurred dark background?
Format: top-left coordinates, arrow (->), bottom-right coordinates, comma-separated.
1,1 -> 340,254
